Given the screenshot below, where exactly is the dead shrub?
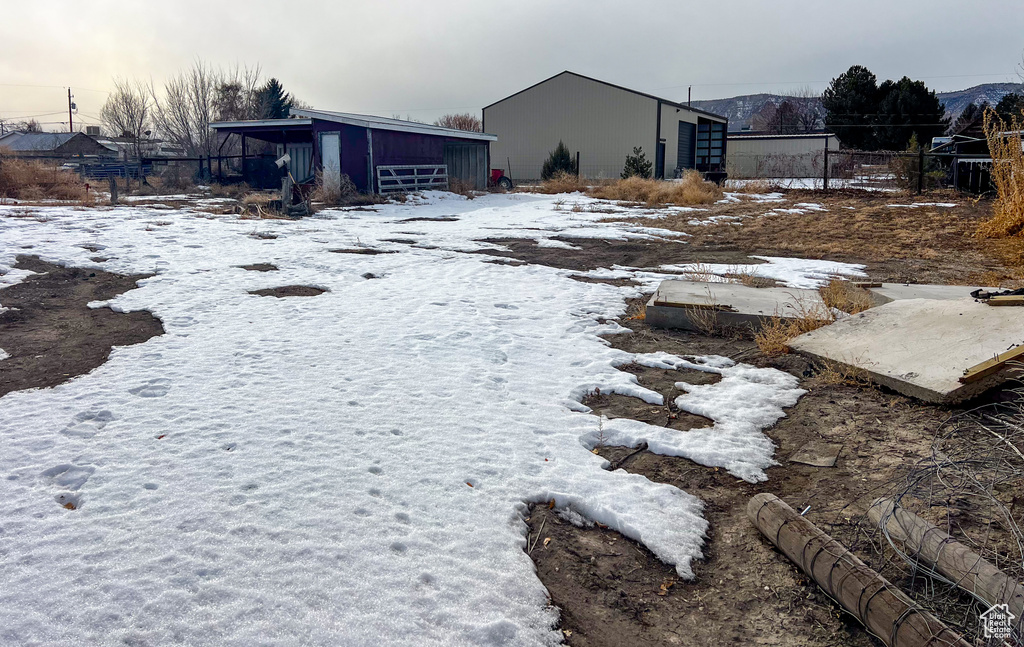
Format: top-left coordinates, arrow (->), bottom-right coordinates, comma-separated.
534,170 -> 587,194
979,110 -> 1024,238
448,177 -> 477,199
0,149 -> 87,201
754,316 -> 793,357
754,287 -> 860,357
312,171 -> 358,205
589,170 -> 723,206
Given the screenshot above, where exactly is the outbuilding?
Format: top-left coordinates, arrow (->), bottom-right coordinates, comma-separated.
210,109 -> 496,192
482,71 -> 728,182
0,131 -> 116,160
726,132 -> 840,179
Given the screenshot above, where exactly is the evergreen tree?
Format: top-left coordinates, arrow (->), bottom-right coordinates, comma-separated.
874,77 -> 948,150
541,141 -> 577,180
951,101 -> 987,134
995,93 -> 1024,123
822,65 -> 880,149
621,146 -> 653,179
255,78 -> 294,120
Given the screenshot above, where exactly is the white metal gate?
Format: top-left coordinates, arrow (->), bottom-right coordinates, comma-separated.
376,165 -> 448,192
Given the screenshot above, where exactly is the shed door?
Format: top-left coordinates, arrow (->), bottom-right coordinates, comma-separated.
677,122 -> 696,170
443,143 -> 487,190
319,131 -> 341,187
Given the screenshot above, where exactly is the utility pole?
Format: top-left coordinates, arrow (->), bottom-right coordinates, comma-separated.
67,88 -> 74,133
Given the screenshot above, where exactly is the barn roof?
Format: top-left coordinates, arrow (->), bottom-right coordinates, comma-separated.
292,109 -> 496,141
211,111 -> 497,142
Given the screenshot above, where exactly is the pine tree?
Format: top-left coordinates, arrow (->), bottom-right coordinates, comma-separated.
541,141 -> 577,180
255,78 -> 294,120
995,93 -> 1024,124
822,65 -> 880,149
621,146 -> 653,179
874,77 -> 948,150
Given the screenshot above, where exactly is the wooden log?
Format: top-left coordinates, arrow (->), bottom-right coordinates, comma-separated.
748,493 -> 970,647
868,497 -> 1024,619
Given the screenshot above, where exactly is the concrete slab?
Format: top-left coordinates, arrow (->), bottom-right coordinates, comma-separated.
863,283 -> 994,306
790,298 -> 1024,404
789,441 -> 843,467
646,280 -> 823,332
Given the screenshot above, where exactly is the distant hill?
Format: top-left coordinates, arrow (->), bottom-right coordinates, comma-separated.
692,83 -> 1024,131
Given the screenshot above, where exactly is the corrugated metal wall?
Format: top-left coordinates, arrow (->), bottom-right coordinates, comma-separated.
443,143 -> 487,190
484,73 -> 659,181
726,134 -> 840,178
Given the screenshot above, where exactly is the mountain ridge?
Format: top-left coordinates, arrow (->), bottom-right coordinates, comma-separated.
690,82 -> 1024,131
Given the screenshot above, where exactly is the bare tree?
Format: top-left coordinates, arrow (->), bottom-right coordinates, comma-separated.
434,113 -> 482,132
100,78 -> 151,159
751,88 -> 823,134
150,59 -> 219,157
214,64 -> 262,122
24,119 -> 42,133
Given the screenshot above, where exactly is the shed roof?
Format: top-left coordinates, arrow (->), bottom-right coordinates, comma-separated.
0,131 -> 79,152
292,109 -> 497,141
483,71 -> 728,122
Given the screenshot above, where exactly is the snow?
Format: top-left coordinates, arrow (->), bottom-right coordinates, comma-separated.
584,353 -> 806,482
0,347 -> 9,361
660,255 -> 866,289
0,191 -> 824,646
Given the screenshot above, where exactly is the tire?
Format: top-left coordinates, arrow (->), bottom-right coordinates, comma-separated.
497,176 -> 514,191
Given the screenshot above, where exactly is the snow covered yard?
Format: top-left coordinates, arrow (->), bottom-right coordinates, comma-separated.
0,192 -> 859,646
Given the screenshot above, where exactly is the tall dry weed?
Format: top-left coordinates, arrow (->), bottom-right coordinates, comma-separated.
979,110 -> 1024,238
0,148 -> 87,201
535,171 -> 587,194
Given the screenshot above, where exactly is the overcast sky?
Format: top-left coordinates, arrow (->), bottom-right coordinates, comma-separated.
2,0 -> 1022,132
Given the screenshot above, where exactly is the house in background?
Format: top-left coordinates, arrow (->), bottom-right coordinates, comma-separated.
482,71 -> 729,181
726,132 -> 840,178
210,109 -> 496,192
0,131 -> 116,160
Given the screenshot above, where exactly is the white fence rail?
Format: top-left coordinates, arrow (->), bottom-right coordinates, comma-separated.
376,164 -> 448,193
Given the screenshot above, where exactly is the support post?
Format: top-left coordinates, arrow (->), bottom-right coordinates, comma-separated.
575,151 -> 580,179
917,148 -> 925,195
823,137 -> 829,191
241,135 -> 247,185
748,494 -> 970,647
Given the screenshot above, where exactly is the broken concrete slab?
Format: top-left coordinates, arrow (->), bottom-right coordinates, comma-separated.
790,298 -> 1023,404
789,441 -> 843,467
645,280 -> 823,332
862,283 -> 995,306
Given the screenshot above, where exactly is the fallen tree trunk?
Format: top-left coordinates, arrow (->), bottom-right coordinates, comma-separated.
748,493 -> 970,647
868,496 -> 1024,619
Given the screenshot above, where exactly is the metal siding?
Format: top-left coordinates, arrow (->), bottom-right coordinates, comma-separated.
725,134 -> 840,178
677,121 -> 696,169
444,143 -> 488,190
484,73 -> 659,180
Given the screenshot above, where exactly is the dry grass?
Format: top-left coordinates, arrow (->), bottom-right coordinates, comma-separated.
724,178 -> 773,194
979,110 -> 1024,238
589,171 -> 723,206
0,149 -> 88,201
448,178 -> 477,198
812,358 -> 871,386
818,278 -> 873,314
754,280 -> 868,357
534,171 -> 587,194
210,182 -> 251,199
625,298 -> 647,321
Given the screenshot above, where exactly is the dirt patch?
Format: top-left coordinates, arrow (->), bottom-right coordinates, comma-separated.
470,237 -> 750,273
0,255 -> 164,398
240,263 -> 278,272
329,248 -> 398,255
569,275 -> 640,287
248,285 -> 327,298
399,216 -> 459,222
620,190 -> 1023,285
380,238 -> 418,245
525,303 -> 948,645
